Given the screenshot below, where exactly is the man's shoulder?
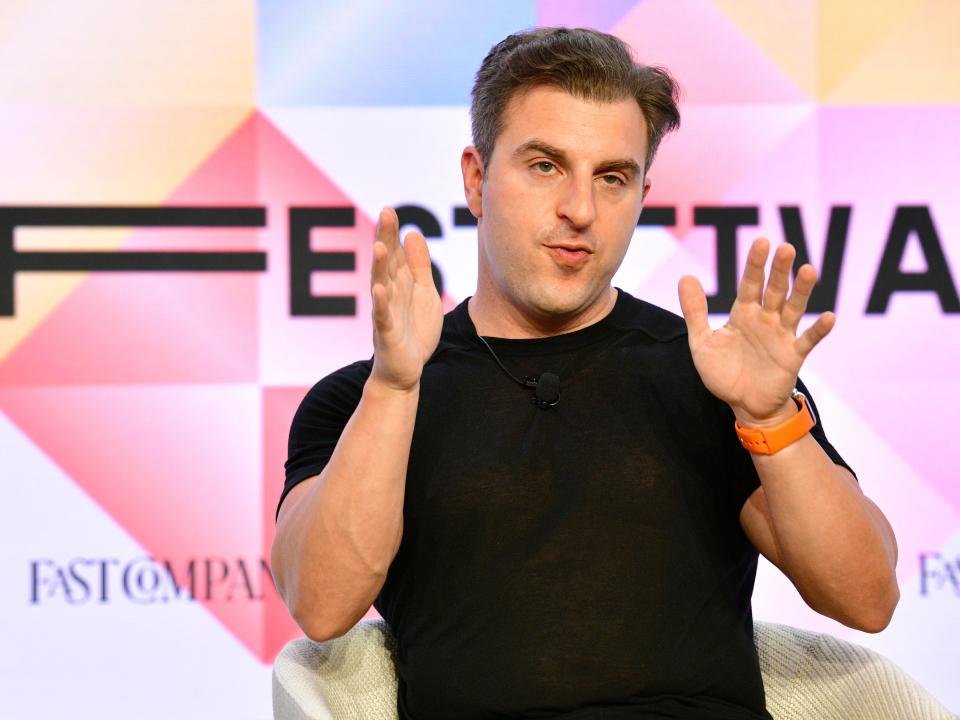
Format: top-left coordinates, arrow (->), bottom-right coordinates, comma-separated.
318,358 -> 373,385
305,302 -> 473,402
607,289 -> 689,343
300,358 -> 373,409
436,298 -> 478,352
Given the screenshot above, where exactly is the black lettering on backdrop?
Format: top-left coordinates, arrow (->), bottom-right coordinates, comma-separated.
66,559 -> 93,603
30,559 -> 54,603
919,552 -> 960,596
163,559 -> 197,601
30,556 -> 279,604
96,559 -> 117,603
453,206 -> 477,227
3,203 -> 956,319
225,558 -> 261,601
0,206 -> 267,316
289,206 -> 356,316
50,565 -> 78,603
867,206 -> 960,313
203,557 -> 230,601
395,205 -> 441,237
30,557 -> 120,604
123,557 -> 161,604
779,206 -> 851,313
636,206 -> 677,227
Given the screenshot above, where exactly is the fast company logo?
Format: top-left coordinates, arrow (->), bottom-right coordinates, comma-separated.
30,556 -> 277,605
919,553 -> 960,597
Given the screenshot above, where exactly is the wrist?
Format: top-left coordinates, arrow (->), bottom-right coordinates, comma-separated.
734,390 -> 816,455
364,373 -> 421,400
731,397 -> 798,429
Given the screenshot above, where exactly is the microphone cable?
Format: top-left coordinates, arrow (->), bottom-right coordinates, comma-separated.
475,334 -> 560,410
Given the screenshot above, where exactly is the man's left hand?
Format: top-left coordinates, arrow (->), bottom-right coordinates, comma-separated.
678,238 -> 836,427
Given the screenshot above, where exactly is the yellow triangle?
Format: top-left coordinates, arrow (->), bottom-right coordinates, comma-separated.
0,107 -> 253,364
818,0 -> 914,100
825,2 -> 960,103
711,0 -> 817,98
0,1 -> 255,106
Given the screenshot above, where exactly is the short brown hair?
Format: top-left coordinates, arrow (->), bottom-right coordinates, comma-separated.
471,27 -> 681,173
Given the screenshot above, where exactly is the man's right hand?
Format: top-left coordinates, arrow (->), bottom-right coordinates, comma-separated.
273,207 -> 439,641
370,207 -> 443,392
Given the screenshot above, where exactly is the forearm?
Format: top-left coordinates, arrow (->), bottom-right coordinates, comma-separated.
748,433 -> 899,631
271,376 -> 418,640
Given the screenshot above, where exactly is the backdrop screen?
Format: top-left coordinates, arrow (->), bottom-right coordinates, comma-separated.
1,2 -> 957,718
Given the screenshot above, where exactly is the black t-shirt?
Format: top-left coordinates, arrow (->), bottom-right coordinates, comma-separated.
281,289 -> 852,720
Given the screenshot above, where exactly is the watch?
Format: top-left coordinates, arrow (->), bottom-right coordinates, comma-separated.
735,388 -> 817,455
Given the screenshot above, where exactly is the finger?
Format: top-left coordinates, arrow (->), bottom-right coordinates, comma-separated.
371,240 -> 389,291
781,264 -> 818,332
394,219 -> 409,270
371,242 -> 394,332
402,230 -> 436,289
737,238 -> 770,305
375,206 -> 400,250
762,243 -> 796,314
376,207 -> 401,279
371,282 -> 393,333
794,312 -> 835,358
678,275 -> 711,339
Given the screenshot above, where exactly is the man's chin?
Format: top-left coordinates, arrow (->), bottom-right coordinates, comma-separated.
527,287 -> 604,321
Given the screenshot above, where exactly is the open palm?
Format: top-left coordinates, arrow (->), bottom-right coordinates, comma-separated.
370,207 -> 443,391
678,239 -> 835,426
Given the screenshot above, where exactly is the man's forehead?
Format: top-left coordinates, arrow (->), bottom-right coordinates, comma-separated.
498,86 -> 648,163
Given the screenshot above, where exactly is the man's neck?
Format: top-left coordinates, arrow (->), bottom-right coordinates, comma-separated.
468,286 -> 618,339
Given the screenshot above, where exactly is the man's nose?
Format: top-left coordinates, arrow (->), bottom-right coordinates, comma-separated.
556,175 -> 597,230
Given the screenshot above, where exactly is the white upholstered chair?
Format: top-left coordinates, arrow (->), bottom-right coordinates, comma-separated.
272,619 -> 957,720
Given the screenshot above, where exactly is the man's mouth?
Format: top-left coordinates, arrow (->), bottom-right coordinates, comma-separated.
544,244 -> 593,267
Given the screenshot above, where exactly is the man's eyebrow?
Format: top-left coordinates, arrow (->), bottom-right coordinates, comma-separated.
512,139 -> 643,177
512,140 -> 568,163
595,158 -> 643,178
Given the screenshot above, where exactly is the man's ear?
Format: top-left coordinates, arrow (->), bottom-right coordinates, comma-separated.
461,146 -> 484,220
642,175 -> 652,203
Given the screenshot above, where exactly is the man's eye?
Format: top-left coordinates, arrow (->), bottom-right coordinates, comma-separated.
601,174 -> 625,186
535,161 -> 555,173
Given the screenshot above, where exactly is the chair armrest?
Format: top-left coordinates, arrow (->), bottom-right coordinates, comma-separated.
272,620 -> 399,720
756,621 -> 956,720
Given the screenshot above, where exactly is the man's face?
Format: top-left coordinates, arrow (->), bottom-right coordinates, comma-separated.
465,85 -> 651,327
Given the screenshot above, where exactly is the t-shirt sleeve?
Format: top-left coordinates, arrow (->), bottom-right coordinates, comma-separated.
277,360 -> 373,519
723,375 -> 856,511
796,376 -> 855,479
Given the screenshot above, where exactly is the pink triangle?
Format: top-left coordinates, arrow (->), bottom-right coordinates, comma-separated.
614,0 -> 807,104
252,113 -> 379,385
0,385 -> 278,660
538,0 -> 638,31
645,104 -> 813,238
0,114 -> 262,385
262,386 -> 314,660
819,380 -> 960,513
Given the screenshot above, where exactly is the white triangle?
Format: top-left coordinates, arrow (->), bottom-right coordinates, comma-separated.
265,105 -> 479,301
0,412 -> 273,719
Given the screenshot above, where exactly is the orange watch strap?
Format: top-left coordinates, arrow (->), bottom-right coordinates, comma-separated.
735,390 -> 816,455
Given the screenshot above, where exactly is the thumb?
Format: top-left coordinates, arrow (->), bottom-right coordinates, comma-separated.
678,275 -> 711,339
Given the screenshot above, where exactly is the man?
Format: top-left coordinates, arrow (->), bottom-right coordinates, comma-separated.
272,27 -> 898,720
